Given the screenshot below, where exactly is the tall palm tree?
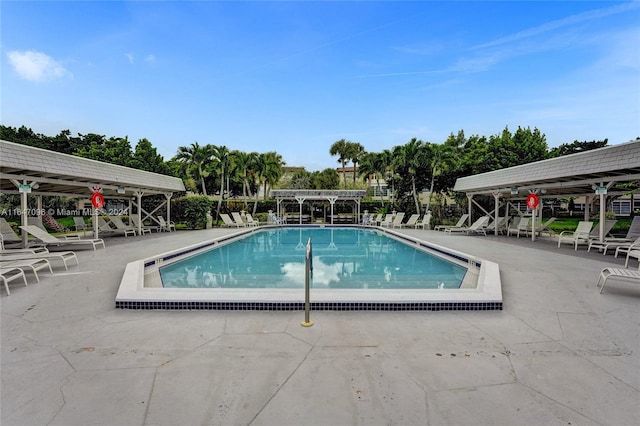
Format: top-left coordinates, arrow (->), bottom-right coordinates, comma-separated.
396,138 -> 428,213
329,139 -> 350,189
259,151 -> 285,200
173,142 -> 212,195
348,142 -> 366,188
359,152 -> 385,205
211,145 -> 231,218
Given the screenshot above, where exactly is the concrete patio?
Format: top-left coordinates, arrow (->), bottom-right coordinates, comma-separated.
2,227 -> 639,425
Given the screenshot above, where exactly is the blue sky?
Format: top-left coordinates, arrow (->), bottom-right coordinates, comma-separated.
2,1 -> 639,171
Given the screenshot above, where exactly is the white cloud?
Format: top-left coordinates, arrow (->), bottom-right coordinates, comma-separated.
125,53 -> 135,64
144,54 -> 156,64
7,50 -> 72,82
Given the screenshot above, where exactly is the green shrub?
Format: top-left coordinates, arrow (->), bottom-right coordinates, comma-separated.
171,196 -> 215,229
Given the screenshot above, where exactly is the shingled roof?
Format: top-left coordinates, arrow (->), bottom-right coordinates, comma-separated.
453,139 -> 640,197
0,140 -> 185,197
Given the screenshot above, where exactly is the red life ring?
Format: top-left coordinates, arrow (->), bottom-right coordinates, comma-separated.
526,194 -> 539,210
91,192 -> 105,208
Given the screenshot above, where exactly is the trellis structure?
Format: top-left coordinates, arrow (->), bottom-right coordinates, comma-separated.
270,190 -> 367,224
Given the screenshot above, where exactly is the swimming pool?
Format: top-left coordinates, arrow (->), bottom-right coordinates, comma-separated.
115,225 -> 502,310
159,228 -> 468,290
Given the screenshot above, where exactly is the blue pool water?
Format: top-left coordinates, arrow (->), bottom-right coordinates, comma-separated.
159,227 -> 468,290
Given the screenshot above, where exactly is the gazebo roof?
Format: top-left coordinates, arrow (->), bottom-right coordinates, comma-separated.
0,140 -> 185,197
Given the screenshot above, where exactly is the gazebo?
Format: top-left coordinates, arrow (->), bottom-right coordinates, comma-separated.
270,190 -> 367,224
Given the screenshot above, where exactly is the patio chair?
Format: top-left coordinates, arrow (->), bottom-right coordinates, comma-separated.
589,236 -> 640,256
0,266 -> 28,295
231,212 -> 248,227
1,247 -> 79,271
158,216 -> 176,232
108,215 -> 137,237
379,214 -> 393,227
390,212 -> 406,228
245,213 -> 260,227
587,220 -> 618,242
528,217 -> 557,237
0,218 -> 23,248
485,216 -> 508,235
444,216 -> 490,236
19,225 -> 105,251
415,213 -> 432,230
0,258 -> 53,283
507,217 -> 531,238
266,213 -> 286,225
596,267 -> 640,294
373,214 -> 383,226
220,213 -> 242,227
398,214 -> 420,228
73,217 -> 90,236
624,247 -> 640,268
434,214 -> 469,231
130,214 -> 155,234
557,221 -> 594,250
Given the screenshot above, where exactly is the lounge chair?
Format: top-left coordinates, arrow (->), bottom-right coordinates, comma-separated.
0,218 -> 23,248
379,214 -> 393,227
266,213 -> 286,225
96,217 -> 120,236
444,216 -> 490,235
0,258 -> 53,283
415,213 -> 431,230
434,214 -> 469,231
528,217 -> 557,237
596,267 -> 640,294
587,220 -> 618,242
557,221 -> 594,250
0,266 -> 28,295
130,214 -> 155,234
624,247 -> 640,268
485,216 -> 508,235
507,217 -> 530,238
158,216 -> 176,232
399,214 -> 420,228
0,247 -> 79,270
231,212 -> 248,227
614,238 -> 640,259
245,213 -> 260,227
220,213 -> 242,227
73,217 -> 89,236
19,225 -> 105,251
589,236 -> 640,256
373,214 -> 383,226
108,216 -> 137,237
390,213 -> 406,228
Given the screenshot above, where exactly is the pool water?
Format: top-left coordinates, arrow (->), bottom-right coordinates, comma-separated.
159,228 -> 468,290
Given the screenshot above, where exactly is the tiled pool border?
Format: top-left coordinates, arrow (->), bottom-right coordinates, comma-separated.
115,225 -> 502,311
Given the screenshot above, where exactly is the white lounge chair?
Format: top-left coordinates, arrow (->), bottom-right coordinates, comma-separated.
245,213 -> 260,227
109,216 -> 137,237
415,213 -> 431,230
434,214 -> 469,231
379,214 -> 393,227
0,247 -> 79,270
625,247 -> 640,268
231,212 -> 248,227
0,258 -> 53,283
0,218 -> 23,248
485,216 -> 508,235
0,266 -> 28,295
399,214 -> 420,228
19,225 -> 105,251
220,213 -> 242,227
557,221 -> 594,250
73,217 -> 89,236
614,238 -> 640,259
373,214 -> 383,226
158,216 -> 176,232
130,214 -> 155,234
507,217 -> 531,238
596,267 -> 640,294
528,217 -> 557,237
444,216 -> 490,236
266,213 -> 286,225
390,213 -> 406,228
589,236 -> 640,256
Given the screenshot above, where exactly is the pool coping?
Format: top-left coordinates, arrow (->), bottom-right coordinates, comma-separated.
115,225 -> 502,310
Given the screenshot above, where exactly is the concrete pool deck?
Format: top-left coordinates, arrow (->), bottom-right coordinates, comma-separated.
2,227 -> 639,425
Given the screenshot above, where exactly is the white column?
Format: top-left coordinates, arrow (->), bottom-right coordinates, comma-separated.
492,192 -> 500,236
165,193 -> 173,231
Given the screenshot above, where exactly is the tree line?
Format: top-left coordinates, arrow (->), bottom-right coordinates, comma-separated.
1,124 -> 609,217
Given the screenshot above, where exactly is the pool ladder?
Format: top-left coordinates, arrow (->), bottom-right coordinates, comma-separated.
301,237 -> 314,327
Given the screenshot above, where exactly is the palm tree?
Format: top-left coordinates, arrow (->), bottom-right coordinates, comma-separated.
396,138 -> 428,213
173,142 -> 212,195
330,139 -> 351,189
359,152 -> 385,205
211,145 -> 231,218
348,142 -> 366,188
256,152 -> 285,201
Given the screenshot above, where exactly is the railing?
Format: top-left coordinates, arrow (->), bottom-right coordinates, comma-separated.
301,237 -> 314,327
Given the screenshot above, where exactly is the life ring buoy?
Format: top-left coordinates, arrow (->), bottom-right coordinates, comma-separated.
91,192 -> 105,208
526,193 -> 539,210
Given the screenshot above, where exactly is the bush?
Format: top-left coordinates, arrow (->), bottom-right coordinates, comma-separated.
171,196 -> 215,229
